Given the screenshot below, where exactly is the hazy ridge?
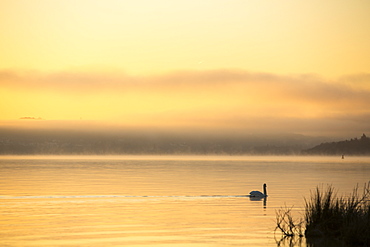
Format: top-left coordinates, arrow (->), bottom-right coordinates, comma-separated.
0,127 -> 327,155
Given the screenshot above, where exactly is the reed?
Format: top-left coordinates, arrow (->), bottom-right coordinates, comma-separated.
275,182 -> 370,246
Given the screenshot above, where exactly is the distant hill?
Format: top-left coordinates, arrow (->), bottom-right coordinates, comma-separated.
303,134 -> 370,155
0,127 -> 322,155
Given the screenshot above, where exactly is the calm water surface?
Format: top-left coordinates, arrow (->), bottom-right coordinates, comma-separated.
0,155 -> 369,246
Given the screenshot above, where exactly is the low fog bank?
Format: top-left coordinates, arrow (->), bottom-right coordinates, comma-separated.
0,127 -> 331,155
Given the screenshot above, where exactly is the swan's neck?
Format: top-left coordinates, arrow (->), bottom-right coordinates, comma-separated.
263,185 -> 267,196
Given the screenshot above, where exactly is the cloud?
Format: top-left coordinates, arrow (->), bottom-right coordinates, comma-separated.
2,69 -> 370,110
2,68 -> 369,94
1,69 -> 370,137
20,117 -> 43,120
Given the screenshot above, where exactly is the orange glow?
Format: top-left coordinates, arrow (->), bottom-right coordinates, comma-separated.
1,1 -> 370,136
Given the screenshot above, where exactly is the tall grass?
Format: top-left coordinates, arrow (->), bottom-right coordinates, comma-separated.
275,182 -> 370,246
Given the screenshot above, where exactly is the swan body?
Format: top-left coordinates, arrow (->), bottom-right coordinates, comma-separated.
249,183 -> 267,197
249,190 -> 265,197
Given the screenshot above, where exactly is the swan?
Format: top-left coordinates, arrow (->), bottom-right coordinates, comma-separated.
249,183 -> 267,197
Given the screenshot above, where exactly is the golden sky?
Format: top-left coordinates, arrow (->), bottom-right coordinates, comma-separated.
1,0 -> 370,137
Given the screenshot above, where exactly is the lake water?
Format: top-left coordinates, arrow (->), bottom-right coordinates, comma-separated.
0,155 -> 369,246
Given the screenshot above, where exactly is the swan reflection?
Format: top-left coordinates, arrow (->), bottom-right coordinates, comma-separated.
249,195 -> 267,208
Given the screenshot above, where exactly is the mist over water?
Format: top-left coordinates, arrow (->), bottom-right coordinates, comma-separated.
1,155 -> 369,246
